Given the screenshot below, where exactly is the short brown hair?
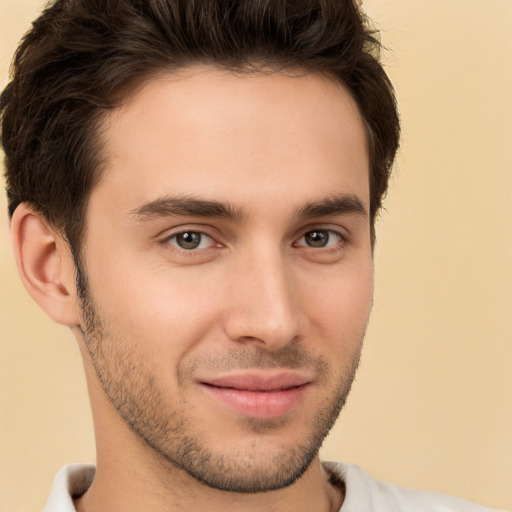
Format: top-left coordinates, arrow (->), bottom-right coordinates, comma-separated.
1,0 -> 399,249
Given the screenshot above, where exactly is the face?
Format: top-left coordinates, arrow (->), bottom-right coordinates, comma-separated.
78,67 -> 373,493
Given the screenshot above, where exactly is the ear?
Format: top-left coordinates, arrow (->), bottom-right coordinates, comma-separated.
11,203 -> 80,327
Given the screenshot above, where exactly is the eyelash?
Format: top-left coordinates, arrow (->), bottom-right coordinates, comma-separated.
161,228 -> 347,253
293,229 -> 345,251
161,230 -> 220,253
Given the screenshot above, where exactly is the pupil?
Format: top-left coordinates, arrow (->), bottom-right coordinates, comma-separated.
177,232 -> 201,249
305,231 -> 328,247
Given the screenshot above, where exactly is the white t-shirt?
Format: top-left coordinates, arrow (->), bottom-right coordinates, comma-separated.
43,462 -> 502,511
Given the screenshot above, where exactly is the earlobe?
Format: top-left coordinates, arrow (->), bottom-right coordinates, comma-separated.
11,204 -> 80,327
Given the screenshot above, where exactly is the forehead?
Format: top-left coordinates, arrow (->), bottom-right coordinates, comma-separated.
93,66 -> 369,218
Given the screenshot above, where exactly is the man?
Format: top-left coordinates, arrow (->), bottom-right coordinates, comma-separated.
0,1 -> 503,511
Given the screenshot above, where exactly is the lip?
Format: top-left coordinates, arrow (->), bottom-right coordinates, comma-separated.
198,372 -> 312,418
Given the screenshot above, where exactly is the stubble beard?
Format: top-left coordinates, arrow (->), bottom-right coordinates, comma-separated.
76,265 -> 363,494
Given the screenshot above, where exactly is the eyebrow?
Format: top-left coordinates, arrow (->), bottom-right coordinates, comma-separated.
129,195 -> 245,222
129,192 -> 367,223
297,194 -> 367,219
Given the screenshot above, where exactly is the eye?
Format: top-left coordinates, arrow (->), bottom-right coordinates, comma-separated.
166,231 -> 215,250
295,229 -> 343,248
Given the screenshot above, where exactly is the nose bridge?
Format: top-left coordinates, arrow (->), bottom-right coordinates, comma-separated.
224,243 -> 301,347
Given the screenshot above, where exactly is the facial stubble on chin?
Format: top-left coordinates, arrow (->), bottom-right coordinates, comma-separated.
75,263 -> 363,494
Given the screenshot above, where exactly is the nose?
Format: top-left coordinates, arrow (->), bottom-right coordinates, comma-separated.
223,249 -> 303,350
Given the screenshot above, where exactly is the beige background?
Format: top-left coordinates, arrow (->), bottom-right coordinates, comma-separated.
1,0 -> 511,510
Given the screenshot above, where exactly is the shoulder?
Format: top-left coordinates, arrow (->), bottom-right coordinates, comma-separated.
323,461 -> 503,512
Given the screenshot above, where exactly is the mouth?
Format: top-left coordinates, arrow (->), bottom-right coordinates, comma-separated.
198,372 -> 312,419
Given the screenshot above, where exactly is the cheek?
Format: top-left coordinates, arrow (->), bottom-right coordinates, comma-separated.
85,240 -> 373,363
303,261 -> 373,341
85,253 -> 225,358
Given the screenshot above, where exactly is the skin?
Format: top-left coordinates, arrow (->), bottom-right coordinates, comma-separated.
13,67 -> 373,512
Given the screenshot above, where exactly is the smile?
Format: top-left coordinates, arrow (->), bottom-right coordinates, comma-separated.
198,372 -> 312,418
